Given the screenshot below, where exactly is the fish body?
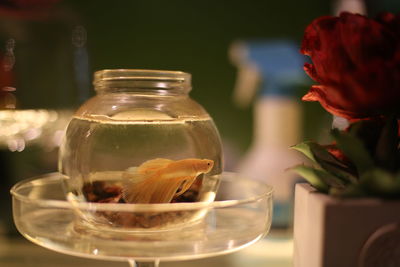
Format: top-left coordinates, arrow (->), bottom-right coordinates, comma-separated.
122,158 -> 214,203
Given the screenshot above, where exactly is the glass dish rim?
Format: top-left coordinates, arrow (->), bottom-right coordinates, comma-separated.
10,172 -> 273,212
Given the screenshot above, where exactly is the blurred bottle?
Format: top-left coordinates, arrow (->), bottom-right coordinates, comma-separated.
230,40 -> 306,228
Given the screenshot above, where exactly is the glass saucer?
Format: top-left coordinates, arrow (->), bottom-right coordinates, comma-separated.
11,172 -> 273,266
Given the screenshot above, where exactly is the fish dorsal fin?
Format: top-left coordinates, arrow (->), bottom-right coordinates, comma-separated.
137,158 -> 172,174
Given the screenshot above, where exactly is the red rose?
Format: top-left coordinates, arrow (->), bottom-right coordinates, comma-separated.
301,12 -> 400,120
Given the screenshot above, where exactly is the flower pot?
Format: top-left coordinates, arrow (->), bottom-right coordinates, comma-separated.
293,183 -> 400,267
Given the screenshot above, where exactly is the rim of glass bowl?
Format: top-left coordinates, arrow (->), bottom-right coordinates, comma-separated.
10,172 -> 273,213
93,69 -> 192,92
94,69 -> 190,81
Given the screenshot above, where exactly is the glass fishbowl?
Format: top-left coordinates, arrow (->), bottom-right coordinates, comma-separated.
58,69 -> 223,230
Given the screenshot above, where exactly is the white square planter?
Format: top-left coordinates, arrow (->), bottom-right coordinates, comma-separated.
293,183 -> 400,267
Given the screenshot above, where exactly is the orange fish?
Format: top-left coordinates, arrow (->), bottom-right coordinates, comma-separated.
122,158 -> 214,203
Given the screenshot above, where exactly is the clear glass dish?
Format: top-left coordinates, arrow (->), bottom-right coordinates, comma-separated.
11,172 -> 273,266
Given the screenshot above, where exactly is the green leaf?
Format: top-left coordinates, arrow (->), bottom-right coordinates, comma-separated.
329,184 -> 366,198
291,141 -> 317,162
360,169 -> 400,196
375,116 -> 399,171
291,165 -> 346,193
309,142 -> 358,184
292,141 -> 357,184
331,128 -> 374,175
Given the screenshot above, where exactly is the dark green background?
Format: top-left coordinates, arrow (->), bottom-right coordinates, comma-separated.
71,0 -> 330,150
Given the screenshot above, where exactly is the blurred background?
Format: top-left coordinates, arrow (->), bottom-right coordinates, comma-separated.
1,0 -> 400,266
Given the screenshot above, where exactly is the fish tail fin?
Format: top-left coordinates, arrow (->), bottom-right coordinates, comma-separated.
122,167 -> 153,203
150,180 -> 182,203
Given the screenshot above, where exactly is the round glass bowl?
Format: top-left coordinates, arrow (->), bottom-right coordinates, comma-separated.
58,69 -> 223,228
11,172 -> 273,262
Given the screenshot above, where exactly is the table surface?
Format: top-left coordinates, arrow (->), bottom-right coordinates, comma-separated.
0,231 -> 293,267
